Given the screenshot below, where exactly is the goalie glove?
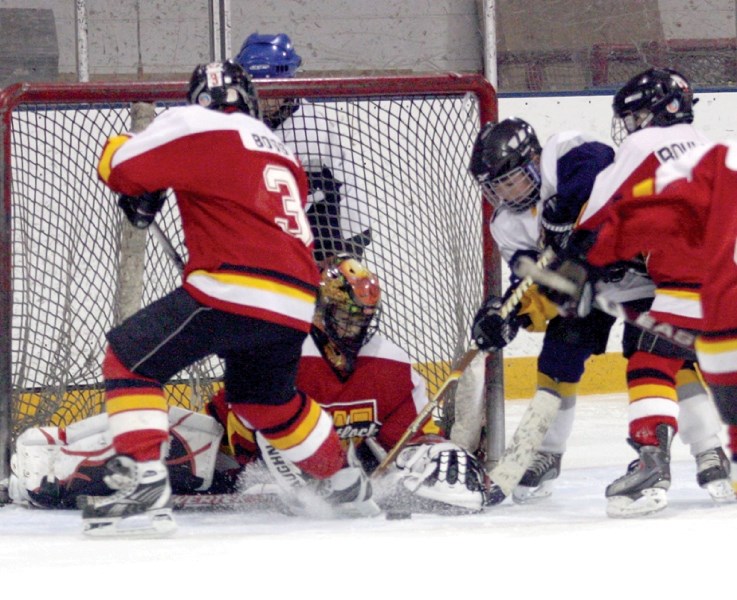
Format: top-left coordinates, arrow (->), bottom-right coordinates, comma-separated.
394,436 -> 490,511
118,189 -> 167,229
471,295 -> 522,352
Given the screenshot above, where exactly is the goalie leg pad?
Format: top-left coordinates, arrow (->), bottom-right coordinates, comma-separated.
167,406 -> 224,493
10,427 -> 64,508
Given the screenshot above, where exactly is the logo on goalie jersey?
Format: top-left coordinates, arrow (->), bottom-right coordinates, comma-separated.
323,400 -> 380,444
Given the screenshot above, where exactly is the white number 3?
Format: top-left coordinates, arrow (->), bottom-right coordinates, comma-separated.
264,165 -> 314,247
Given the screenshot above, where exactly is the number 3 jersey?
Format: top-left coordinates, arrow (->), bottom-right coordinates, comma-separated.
97,104 -> 320,332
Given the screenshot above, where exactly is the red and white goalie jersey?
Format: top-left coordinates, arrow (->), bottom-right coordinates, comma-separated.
296,332 -> 432,452
98,103 -> 319,332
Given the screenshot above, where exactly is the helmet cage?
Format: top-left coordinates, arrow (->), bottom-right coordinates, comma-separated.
477,161 -> 541,213
318,257 -> 382,361
316,254 -> 381,362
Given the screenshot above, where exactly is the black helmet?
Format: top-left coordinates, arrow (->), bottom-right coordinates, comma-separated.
187,60 -> 261,119
469,118 -> 542,212
611,68 -> 696,145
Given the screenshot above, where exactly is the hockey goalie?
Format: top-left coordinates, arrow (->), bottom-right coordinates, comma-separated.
10,255 -> 491,516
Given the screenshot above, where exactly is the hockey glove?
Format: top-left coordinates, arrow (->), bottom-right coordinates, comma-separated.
394,436 -> 490,512
541,194 -> 577,253
471,295 -> 522,352
538,258 -> 595,318
118,190 -> 167,229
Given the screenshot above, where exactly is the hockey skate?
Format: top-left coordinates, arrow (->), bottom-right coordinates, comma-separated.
512,451 -> 562,504
79,455 -> 176,537
605,424 -> 673,518
695,447 -> 735,503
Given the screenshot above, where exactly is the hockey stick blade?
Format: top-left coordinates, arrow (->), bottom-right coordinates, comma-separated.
172,485 -> 291,514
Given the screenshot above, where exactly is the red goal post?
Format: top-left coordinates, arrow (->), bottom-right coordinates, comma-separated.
0,73 -> 501,499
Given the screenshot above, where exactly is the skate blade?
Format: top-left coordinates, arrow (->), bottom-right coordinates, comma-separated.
606,487 -> 668,518
83,508 -> 177,538
512,480 -> 555,504
702,479 -> 737,503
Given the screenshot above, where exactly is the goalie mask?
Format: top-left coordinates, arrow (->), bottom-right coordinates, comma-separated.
312,255 -> 382,380
611,68 -> 697,145
187,60 -> 261,119
469,118 -> 542,213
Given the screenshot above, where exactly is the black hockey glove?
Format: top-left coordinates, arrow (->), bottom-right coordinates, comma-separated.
471,295 -> 523,352
118,190 -> 167,229
541,194 -> 577,253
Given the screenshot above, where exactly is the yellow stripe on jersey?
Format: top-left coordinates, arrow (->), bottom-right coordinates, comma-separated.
656,288 -> 700,301
695,336 -> 737,354
107,394 -> 168,415
186,269 -> 316,325
695,336 -> 737,375
268,398 -> 323,452
628,383 -> 678,402
98,134 -> 131,183
189,269 -> 315,303
632,178 -> 655,197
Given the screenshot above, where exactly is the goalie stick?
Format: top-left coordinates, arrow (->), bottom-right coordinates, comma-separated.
513,255 -> 698,352
372,249 -> 559,490
171,484 -> 292,513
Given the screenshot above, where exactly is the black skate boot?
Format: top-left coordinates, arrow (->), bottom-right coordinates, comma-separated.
605,423 -> 673,518
512,451 -> 562,504
79,455 -> 176,537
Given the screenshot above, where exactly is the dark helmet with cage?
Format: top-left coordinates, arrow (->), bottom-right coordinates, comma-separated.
234,32 -> 302,79
611,68 -> 697,145
187,60 -> 261,119
312,254 -> 382,380
469,118 -> 543,213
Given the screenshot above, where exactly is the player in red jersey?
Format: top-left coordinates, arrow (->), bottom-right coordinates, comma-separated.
539,139 -> 737,508
9,256 -> 490,514
548,68 -> 733,517
84,60 -> 377,536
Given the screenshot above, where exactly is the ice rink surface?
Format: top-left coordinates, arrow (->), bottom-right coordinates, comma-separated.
2,393 -> 734,599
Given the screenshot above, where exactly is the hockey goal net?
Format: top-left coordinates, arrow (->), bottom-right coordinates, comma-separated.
0,74 -> 499,488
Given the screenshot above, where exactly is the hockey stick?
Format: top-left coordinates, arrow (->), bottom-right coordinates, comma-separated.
172,483 -> 291,513
150,221 -> 185,273
372,346 -> 481,478
371,249 -> 558,480
514,256 -> 698,352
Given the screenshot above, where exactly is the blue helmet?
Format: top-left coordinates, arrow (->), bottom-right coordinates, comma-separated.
235,33 -> 302,79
